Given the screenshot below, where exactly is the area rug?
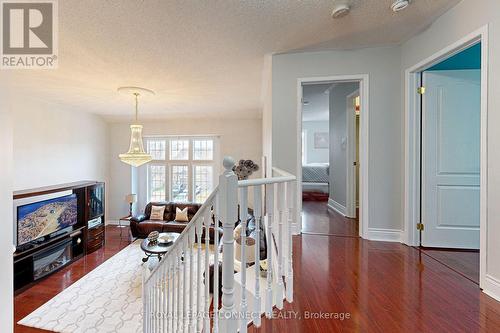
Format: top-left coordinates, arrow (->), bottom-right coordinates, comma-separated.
19,240 -> 212,333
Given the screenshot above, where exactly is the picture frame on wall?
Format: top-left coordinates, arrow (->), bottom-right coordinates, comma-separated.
314,132 -> 329,149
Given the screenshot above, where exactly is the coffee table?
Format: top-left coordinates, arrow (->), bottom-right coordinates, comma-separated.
140,232 -> 180,263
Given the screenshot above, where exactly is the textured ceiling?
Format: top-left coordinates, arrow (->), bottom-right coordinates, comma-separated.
7,0 -> 461,121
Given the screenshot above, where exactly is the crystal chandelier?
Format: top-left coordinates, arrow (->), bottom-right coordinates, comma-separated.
118,87 -> 154,167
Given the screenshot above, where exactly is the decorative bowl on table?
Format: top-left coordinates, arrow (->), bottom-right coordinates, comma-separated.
158,233 -> 175,245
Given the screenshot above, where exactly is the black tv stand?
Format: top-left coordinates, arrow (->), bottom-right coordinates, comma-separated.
13,181 -> 105,294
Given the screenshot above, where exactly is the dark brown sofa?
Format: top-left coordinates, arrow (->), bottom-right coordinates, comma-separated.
130,202 -> 222,243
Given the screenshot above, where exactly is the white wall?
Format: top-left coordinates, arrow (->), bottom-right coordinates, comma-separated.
108,118 -> 262,220
12,97 -> 109,191
302,121 -> 329,164
272,46 -> 402,231
329,82 -> 359,207
0,110 -> 14,333
401,0 -> 500,300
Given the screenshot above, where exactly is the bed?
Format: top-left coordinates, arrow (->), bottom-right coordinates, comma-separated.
302,163 -> 329,194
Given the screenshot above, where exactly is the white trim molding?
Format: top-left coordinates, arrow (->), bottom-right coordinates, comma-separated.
327,198 -> 347,216
106,219 -> 130,226
367,228 -> 403,243
484,275 -> 500,302
297,74 -> 370,239
403,25 -> 489,289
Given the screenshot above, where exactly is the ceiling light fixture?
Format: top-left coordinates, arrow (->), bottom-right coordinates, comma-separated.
331,3 -> 350,18
391,0 -> 410,12
118,86 -> 154,167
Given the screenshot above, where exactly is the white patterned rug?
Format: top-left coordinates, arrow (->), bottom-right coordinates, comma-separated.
19,240 -> 214,333
19,240 -> 146,333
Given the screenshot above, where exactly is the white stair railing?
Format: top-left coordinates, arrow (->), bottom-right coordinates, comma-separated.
142,157 -> 296,333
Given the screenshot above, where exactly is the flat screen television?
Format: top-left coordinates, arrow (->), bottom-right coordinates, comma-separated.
17,193 -> 78,246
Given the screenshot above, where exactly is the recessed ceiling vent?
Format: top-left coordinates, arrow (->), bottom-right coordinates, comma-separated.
391,0 -> 411,12
331,4 -> 350,18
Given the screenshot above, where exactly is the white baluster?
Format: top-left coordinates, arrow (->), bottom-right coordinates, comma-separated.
239,187 -> 248,333
183,237 -> 188,332
253,185 -> 262,327
286,181 -> 294,302
176,247 -> 182,332
142,269 -> 148,333
265,183 -> 274,318
213,194 -> 220,333
189,226 -> 196,332
276,182 -> 285,310
196,218 -> 203,333
203,208 -> 211,332
167,258 -> 172,333
218,157 -> 238,332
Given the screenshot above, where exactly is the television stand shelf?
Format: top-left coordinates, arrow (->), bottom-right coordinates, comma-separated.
13,181 -> 105,294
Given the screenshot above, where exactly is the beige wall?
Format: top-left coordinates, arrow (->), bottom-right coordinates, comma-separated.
401,0 -> 500,300
108,118 -> 262,220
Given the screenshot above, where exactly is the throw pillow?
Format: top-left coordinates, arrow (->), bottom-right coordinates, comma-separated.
150,205 -> 165,221
175,207 -> 189,222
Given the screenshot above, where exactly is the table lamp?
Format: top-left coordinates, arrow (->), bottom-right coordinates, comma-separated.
125,194 -> 137,216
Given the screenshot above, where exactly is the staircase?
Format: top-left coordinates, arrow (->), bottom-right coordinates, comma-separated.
142,156 -> 297,333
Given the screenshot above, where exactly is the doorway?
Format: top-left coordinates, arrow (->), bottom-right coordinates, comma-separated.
297,75 -> 369,238
404,27 -> 488,287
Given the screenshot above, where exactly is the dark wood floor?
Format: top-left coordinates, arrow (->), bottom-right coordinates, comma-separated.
14,225 -> 132,333
250,201 -> 500,332
420,248 -> 480,285
15,208 -> 499,333
301,200 -> 359,237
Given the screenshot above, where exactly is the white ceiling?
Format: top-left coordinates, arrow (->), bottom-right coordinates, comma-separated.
7,0 -> 461,121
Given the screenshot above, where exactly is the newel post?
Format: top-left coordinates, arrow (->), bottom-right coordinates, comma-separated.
219,156 -> 238,332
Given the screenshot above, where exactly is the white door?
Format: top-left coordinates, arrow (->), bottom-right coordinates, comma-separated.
422,70 -> 480,249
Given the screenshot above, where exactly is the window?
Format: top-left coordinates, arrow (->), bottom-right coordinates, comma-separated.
171,165 -> 189,202
145,136 -> 218,203
149,165 -> 166,201
170,140 -> 189,160
194,165 -> 213,203
193,139 -> 214,160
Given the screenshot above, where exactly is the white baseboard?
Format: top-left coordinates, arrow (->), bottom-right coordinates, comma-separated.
367,228 -> 403,243
484,274 -> 500,302
327,198 -> 347,216
106,219 -> 130,226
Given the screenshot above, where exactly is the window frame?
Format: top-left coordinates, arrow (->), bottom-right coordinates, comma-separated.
145,136 -> 219,203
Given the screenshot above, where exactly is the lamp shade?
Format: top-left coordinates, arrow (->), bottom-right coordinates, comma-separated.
118,124 -> 152,167
125,194 -> 137,204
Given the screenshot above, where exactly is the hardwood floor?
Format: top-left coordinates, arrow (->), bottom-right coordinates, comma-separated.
250,203 -> 500,333
14,225 -> 132,333
250,236 -> 500,332
14,212 -> 500,333
302,200 -> 359,237
420,248 -> 480,285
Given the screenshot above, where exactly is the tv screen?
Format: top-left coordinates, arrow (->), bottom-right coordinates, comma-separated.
17,194 -> 78,246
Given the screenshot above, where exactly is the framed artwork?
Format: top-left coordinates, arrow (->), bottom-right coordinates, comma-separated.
314,132 -> 329,149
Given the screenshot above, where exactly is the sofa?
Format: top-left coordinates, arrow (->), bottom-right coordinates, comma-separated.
130,202 -> 222,243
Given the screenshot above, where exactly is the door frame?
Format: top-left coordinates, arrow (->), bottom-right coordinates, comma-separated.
297,74 -> 369,238
346,89 -> 360,218
404,25 -> 488,288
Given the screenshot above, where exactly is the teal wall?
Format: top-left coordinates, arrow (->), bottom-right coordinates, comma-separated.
427,43 -> 481,71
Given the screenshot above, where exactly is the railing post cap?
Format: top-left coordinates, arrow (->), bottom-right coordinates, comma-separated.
223,156 -> 235,171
